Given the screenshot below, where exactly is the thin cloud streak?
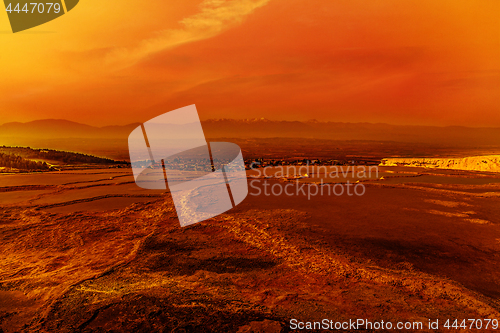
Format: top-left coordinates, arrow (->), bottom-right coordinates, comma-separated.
105,0 -> 271,69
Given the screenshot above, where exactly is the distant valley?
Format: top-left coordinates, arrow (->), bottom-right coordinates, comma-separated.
1,119 -> 500,161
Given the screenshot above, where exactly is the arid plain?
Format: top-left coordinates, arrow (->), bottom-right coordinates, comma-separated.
1,137 -> 500,332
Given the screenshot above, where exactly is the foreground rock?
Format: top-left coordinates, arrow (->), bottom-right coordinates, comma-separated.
0,196 -> 499,332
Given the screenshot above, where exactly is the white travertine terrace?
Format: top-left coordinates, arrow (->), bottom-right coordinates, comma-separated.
379,155 -> 500,173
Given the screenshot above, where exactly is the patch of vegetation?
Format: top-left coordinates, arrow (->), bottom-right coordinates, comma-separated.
0,152 -> 51,171
0,146 -> 129,172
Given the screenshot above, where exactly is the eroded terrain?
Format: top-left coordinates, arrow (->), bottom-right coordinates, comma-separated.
1,167 -> 500,332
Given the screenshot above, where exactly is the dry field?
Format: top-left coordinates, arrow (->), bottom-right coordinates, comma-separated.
0,167 -> 500,332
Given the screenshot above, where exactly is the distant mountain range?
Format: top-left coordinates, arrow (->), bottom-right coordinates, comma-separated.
202,119 -> 500,146
1,118 -> 500,147
0,119 -> 140,139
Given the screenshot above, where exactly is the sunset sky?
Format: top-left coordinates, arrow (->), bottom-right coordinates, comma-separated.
0,0 -> 498,126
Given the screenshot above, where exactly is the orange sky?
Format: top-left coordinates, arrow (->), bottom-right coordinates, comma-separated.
0,0 -> 498,126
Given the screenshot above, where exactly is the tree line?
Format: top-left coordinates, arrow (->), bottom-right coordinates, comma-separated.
31,149 -> 124,164
0,146 -> 129,165
0,153 -> 51,171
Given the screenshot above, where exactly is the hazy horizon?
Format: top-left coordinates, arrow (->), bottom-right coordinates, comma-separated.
4,117 -> 500,129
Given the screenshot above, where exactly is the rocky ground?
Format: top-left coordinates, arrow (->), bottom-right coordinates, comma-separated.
1,169 -> 500,332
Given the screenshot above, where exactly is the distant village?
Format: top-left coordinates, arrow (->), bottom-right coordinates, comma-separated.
244,158 -> 380,169
131,157 -> 380,172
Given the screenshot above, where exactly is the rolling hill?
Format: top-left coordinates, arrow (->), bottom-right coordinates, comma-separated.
1,118 -> 500,147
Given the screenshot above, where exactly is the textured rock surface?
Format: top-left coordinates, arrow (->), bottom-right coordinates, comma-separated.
380,155 -> 500,172
2,169 -> 500,332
